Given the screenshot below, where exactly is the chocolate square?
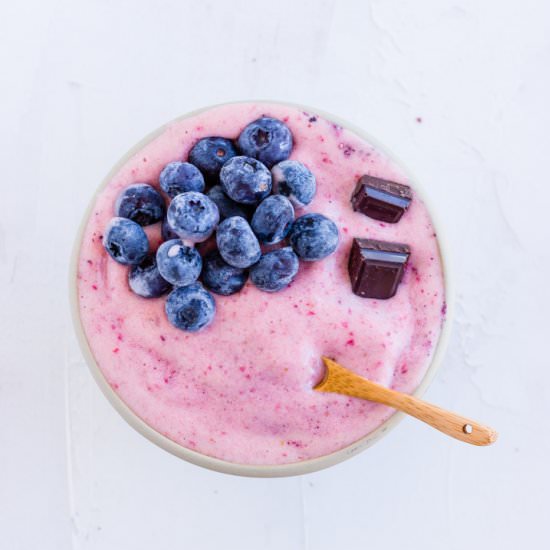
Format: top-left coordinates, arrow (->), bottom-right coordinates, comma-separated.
351,175 -> 412,223
348,238 -> 411,299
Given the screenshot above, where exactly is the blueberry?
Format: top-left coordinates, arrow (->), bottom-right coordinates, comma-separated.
216,216 -> 261,268
271,160 -> 316,207
103,217 -> 149,265
156,239 -> 202,286
159,162 -> 205,198
220,156 -> 272,205
207,185 -> 251,220
115,184 -> 165,226
201,250 -> 248,296
237,117 -> 293,168
250,247 -> 299,292
165,283 -> 216,332
251,195 -> 294,244
161,217 -> 179,241
289,213 -> 339,261
128,255 -> 171,298
167,191 -> 219,243
188,137 -> 238,180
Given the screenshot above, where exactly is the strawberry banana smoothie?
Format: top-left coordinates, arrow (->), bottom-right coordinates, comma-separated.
76,102 -> 445,465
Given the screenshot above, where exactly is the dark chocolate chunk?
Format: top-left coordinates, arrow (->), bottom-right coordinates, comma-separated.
348,238 -> 410,299
351,175 -> 412,223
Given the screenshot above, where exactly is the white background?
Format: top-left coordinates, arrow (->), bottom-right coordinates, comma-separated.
1,1 -> 548,548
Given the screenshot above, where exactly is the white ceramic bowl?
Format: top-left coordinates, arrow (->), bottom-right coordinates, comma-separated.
70,101 -> 454,477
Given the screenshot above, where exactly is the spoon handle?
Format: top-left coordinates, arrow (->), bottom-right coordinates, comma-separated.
316,357 -> 497,446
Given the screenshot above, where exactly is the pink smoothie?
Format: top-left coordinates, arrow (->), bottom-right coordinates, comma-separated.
77,102 -> 445,465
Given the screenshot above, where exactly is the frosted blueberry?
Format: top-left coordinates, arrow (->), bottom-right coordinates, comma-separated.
289,213 -> 339,261
115,184 -> 165,226
216,216 -> 261,268
271,160 -> 316,207
188,137 -> 238,180
201,250 -> 248,296
128,255 -> 171,298
237,117 -> 293,168
165,283 -> 216,332
156,239 -> 202,287
167,191 -> 219,243
220,156 -> 272,205
250,247 -> 299,292
103,217 -> 149,265
251,195 -> 294,245
159,162 -> 205,198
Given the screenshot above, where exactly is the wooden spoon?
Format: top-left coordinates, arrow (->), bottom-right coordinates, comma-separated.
315,357 -> 497,446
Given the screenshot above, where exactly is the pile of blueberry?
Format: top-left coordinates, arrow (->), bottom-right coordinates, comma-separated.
103,116 -> 339,332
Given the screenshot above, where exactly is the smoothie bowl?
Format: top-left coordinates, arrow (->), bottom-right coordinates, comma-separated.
70,101 -> 452,477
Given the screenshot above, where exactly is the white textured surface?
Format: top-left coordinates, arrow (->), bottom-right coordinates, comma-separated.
0,1 -> 548,548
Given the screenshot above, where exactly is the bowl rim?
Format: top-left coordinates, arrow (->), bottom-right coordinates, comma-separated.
69,99 -> 454,478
